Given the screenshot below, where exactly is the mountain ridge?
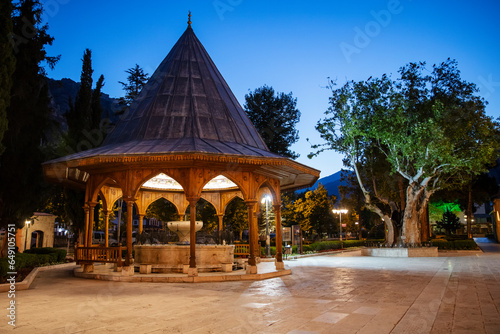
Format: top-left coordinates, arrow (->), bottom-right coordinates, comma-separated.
300,170 -> 345,198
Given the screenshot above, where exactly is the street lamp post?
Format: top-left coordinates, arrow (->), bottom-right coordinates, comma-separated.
262,196 -> 271,257
332,209 -> 348,249
24,220 -> 31,252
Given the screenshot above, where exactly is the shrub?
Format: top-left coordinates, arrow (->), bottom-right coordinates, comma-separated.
452,239 -> 478,250
343,240 -> 365,248
1,249 -> 70,282
24,247 -> 67,262
430,239 -> 478,250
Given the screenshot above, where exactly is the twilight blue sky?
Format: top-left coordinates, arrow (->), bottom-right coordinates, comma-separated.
42,0 -> 500,179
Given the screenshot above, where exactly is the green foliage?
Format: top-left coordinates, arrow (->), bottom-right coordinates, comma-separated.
258,198 -> 275,237
184,198 -> 218,233
91,74 -> 105,130
0,248 -> 66,281
0,0 -> 59,229
146,198 -> 178,222
436,210 -> 462,235
429,201 -> 461,222
430,239 -> 478,250
282,185 -> 336,237
118,64 -> 149,107
302,239 -> 366,253
312,59 -> 500,244
62,48 -> 105,236
223,197 -> 248,241
244,85 -> 301,159
24,247 -> 67,262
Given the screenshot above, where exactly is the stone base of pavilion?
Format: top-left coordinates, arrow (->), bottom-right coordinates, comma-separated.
73,261 -> 291,283
361,246 -> 438,257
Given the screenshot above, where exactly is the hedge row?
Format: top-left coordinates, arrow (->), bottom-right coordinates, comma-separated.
24,247 -> 67,262
430,239 -> 478,250
1,248 -> 67,280
303,240 -> 367,253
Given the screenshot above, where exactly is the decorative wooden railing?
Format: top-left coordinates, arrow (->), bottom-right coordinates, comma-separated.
234,244 -> 250,256
75,245 -> 125,264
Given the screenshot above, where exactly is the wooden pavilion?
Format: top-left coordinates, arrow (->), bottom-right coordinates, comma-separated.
42,17 -> 319,276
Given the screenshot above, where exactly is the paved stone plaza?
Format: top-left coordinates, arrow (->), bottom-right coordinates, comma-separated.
2,241 -> 500,334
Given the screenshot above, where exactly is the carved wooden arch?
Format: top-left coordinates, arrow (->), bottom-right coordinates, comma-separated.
200,192 -> 221,215
98,189 -> 107,212
256,178 -> 281,206
181,196 -> 220,218
136,190 -> 186,217
87,173 -> 124,204
199,171 -> 247,196
131,169 -> 186,200
220,191 -> 244,214
223,170 -> 256,201
179,168 -> 223,199
99,186 -> 123,212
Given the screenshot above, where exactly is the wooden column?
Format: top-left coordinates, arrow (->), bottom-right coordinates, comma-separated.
83,205 -> 89,247
87,202 -> 97,247
104,211 -> 109,248
124,199 -> 135,266
188,198 -> 198,268
274,204 -> 284,267
186,197 -> 199,277
217,214 -> 224,244
246,200 -> 258,272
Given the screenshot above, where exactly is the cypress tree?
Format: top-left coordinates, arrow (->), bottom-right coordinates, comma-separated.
0,0 -> 59,229
63,49 -> 105,240
91,74 -> 105,131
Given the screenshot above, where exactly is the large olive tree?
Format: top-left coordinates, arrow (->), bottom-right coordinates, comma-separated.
312,59 -> 500,245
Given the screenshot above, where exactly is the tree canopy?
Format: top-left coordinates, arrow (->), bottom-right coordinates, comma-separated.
282,185 -> 336,239
119,64 -> 149,107
223,197 -> 248,241
0,0 -> 59,229
244,85 -> 301,159
312,59 -> 500,245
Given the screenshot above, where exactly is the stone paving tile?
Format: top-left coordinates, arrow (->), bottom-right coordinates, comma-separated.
3,245 -> 500,333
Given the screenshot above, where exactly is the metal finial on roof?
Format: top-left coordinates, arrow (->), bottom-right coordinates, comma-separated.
188,11 -> 192,27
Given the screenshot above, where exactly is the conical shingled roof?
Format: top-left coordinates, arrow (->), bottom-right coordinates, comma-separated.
50,25 -> 277,161
43,22 -> 320,191
103,25 -> 272,156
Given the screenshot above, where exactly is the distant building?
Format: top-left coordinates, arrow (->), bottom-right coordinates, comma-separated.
16,212 -> 56,252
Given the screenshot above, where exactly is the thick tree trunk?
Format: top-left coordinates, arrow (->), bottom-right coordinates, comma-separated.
384,216 -> 395,246
420,202 -> 430,242
402,185 -> 424,245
